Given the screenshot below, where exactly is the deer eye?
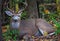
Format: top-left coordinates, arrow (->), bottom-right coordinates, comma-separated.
18,15 -> 20,17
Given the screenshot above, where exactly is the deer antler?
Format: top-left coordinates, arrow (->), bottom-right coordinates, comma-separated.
6,1 -> 28,14
18,2 -> 28,14
6,2 -> 15,14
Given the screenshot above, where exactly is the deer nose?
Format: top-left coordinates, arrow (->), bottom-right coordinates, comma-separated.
14,20 -> 17,22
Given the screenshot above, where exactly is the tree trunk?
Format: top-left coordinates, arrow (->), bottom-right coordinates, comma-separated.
26,0 -> 38,18
0,0 -> 3,41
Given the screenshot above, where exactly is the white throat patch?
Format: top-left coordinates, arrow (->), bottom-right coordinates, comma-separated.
11,22 -> 20,28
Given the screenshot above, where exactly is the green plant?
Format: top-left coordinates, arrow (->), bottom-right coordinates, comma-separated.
51,18 -> 60,35
21,11 -> 28,20
3,29 -> 20,41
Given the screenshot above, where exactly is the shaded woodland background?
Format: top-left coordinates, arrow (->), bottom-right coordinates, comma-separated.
0,0 -> 60,41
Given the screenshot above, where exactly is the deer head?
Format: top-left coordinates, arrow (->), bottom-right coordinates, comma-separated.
5,10 -> 22,22
4,2 -> 27,29
5,2 -> 27,22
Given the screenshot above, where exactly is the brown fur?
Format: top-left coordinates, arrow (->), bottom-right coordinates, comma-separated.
10,18 -> 55,40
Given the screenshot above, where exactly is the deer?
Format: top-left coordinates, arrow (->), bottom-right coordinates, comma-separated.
5,2 -> 55,41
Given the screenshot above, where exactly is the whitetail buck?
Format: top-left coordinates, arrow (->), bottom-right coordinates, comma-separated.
5,2 -> 55,41
5,2 -> 27,29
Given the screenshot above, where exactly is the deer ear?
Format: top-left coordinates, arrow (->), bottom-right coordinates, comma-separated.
5,11 -> 13,16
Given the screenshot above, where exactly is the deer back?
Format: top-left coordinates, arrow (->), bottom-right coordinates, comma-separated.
19,19 -> 38,36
